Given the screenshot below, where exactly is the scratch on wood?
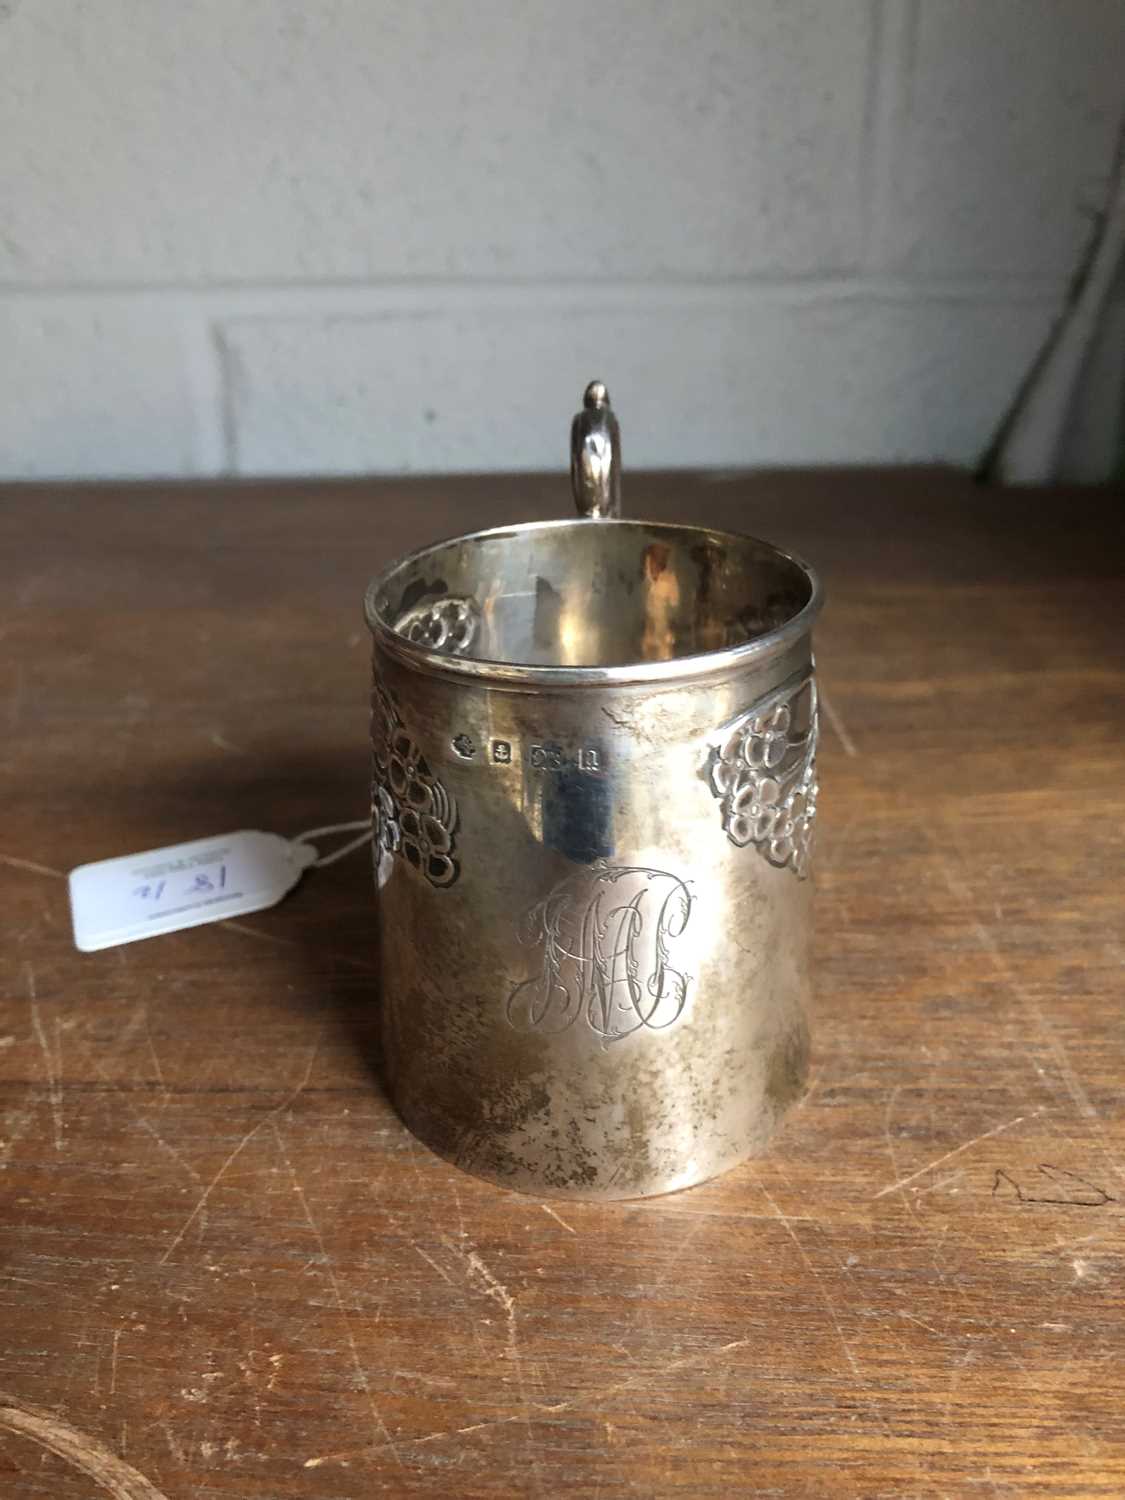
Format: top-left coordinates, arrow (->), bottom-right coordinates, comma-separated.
109,1330 -> 122,1395
939,845 -> 1123,1186
441,1236 -> 521,1362
158,1123 -> 261,1264
943,1347 -> 975,1429
620,1203 -> 817,1224
219,918 -> 379,974
534,1338 -> 752,1415
465,1250 -> 515,1325
236,1354 -> 264,1431
158,1032 -> 321,1264
881,1082 -> 937,1247
271,1122 -> 402,1468
218,919 -> 296,948
0,851 -> 64,879
818,686 -> 858,758
881,1082 -> 904,1182
84,1050 -> 205,1245
0,1392 -> 168,1499
112,1004 -> 150,1055
647,1215 -> 709,1305
134,1116 -> 203,1190
305,1336 -> 752,1469
26,964 -> 64,1151
916,1169 -> 967,1197
0,1106 -> 35,1167
972,916 -> 1106,1129
972,912 -> 1125,1182
450,1180 -> 468,1241
1,1273 -> 63,1293
748,1171 -> 862,1381
440,1235 -> 542,1489
539,1204 -> 576,1233
142,1012 -> 170,1108
1050,1227 -> 1110,1255
872,1111 -> 1040,1199
392,1369 -> 456,1391
897,1311 -> 940,1336
877,1083 -> 955,1301
160,1422 -> 186,1466
412,1245 -> 456,1286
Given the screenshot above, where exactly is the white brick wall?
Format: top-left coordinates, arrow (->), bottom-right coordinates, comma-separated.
0,0 -> 1121,478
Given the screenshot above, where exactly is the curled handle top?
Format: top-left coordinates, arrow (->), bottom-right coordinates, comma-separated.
570,381 -> 622,518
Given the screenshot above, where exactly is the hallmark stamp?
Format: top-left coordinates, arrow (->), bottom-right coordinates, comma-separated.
528,742 -> 606,774
485,737 -> 604,772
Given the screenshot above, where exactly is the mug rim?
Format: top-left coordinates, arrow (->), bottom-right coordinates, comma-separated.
364,516 -> 823,688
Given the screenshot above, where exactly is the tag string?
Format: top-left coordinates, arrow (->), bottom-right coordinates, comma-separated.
292,819 -> 373,869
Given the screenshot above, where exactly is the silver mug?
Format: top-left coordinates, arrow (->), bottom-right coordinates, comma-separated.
365,384 -> 823,1200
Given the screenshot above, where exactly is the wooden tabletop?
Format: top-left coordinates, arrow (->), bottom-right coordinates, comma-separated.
1,469 -> 1123,1498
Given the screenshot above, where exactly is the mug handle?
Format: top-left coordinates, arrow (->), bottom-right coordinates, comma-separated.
570,381 -> 622,519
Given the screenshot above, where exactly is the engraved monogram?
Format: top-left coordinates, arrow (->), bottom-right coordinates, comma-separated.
371,680 -> 459,887
394,596 -> 478,656
507,861 -> 693,1043
705,669 -> 818,878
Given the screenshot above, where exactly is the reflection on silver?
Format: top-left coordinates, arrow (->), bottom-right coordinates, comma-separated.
394,596 -> 478,656
570,380 -> 621,519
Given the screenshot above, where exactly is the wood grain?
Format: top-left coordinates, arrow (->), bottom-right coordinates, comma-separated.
1,468 -> 1123,1497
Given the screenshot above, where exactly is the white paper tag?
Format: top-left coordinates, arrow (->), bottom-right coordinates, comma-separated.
68,831 -> 318,953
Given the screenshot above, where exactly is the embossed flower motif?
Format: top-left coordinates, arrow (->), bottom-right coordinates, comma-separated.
708,728 -> 741,800
398,597 -> 477,655
765,777 -> 817,877
727,775 -> 784,848
399,801 -> 457,887
743,703 -> 792,772
707,672 -> 818,878
372,781 -> 400,856
370,778 -> 401,890
370,678 -> 459,887
387,731 -> 420,798
787,778 -> 818,880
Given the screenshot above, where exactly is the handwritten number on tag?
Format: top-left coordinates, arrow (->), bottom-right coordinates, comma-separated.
132,864 -> 227,905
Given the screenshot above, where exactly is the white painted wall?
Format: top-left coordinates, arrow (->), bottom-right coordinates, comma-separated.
0,0 -> 1121,478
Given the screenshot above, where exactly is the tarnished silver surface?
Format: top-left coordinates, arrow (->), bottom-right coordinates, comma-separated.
365,384 -> 822,1200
